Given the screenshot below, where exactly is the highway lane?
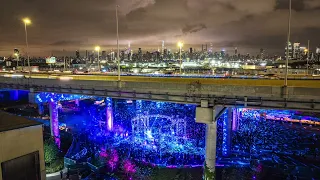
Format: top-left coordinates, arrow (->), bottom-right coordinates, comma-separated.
1,72 -> 320,88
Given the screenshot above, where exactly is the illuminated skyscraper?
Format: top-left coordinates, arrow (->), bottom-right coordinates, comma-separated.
260,48 -> 264,59
284,42 -> 293,59
162,41 -> 165,56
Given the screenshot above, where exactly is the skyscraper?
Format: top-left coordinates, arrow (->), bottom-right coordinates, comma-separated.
76,50 -> 80,59
260,48 -> 264,59
285,42 -> 293,59
102,51 -> 107,60
189,48 -> 193,54
138,48 -> 142,61
162,41 -> 165,56
235,47 -> 238,55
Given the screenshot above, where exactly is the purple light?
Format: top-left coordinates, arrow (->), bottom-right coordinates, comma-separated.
232,108 -> 237,131
123,160 -> 137,174
49,102 -> 60,148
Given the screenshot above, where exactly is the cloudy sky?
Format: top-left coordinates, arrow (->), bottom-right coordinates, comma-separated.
0,0 -> 319,56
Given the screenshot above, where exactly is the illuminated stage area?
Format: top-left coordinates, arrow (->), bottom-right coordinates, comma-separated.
63,99 -> 206,167
9,92 -> 320,179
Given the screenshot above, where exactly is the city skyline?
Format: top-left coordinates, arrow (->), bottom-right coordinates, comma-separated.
0,0 -> 320,56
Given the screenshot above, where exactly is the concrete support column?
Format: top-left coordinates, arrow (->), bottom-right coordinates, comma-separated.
106,97 -> 114,131
232,108 -> 239,131
204,121 -> 217,180
49,102 -> 60,144
195,103 -> 217,179
222,107 -> 232,157
38,103 -> 44,115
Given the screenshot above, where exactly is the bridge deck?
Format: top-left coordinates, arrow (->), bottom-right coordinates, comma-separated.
0,74 -> 320,111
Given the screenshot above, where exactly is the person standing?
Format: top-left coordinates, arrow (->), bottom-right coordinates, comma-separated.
60,170 -> 63,179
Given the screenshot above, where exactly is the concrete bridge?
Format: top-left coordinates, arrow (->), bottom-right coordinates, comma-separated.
1,75 -> 320,179
0,75 -> 320,111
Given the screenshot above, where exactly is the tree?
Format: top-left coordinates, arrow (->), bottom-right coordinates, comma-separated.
44,138 -> 59,164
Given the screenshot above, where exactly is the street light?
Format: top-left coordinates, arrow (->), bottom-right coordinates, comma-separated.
22,18 -> 31,77
284,0 -> 291,89
178,42 -> 183,74
307,40 -> 310,75
95,46 -> 101,72
116,5 -> 121,81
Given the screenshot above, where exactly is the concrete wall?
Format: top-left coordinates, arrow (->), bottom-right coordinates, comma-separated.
0,125 -> 46,180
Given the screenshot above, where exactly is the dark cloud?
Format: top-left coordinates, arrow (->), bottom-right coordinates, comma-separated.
50,41 -> 85,46
0,0 -> 319,56
182,24 -> 207,34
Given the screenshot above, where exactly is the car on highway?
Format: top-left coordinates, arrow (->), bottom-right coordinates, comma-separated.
262,73 -> 279,79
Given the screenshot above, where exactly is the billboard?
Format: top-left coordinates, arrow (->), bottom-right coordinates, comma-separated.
46,57 -> 56,64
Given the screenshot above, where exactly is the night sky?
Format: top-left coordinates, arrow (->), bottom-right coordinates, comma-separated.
0,0 -> 319,56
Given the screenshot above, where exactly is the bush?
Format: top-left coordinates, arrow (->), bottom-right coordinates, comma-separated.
46,158 -> 64,174
44,138 -> 59,164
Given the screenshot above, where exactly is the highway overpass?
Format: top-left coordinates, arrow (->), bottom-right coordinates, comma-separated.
0,74 -> 320,111
1,73 -> 320,178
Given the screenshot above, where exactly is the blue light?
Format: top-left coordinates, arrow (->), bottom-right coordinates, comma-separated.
35,92 -> 93,103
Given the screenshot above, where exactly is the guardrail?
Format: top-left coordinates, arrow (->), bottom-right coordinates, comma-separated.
1,71 -> 320,80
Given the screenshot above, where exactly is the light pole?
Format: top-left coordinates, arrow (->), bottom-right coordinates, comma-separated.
307,40 -> 310,75
23,18 -> 31,77
95,46 -> 101,72
178,42 -> 183,74
63,49 -> 66,72
116,5 -> 121,81
284,0 -> 291,87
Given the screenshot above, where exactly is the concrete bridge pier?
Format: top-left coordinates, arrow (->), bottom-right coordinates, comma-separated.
232,108 -> 240,131
222,107 -> 232,157
196,101 -> 226,179
49,101 -> 60,147
204,120 -> 217,179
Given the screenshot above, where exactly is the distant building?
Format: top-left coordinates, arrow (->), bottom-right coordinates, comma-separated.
260,48 -> 264,59
76,50 -> 80,59
220,49 -> 226,58
293,43 -> 300,59
285,42 -> 293,59
0,111 -> 45,180
101,51 -> 107,60
138,48 -> 142,61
